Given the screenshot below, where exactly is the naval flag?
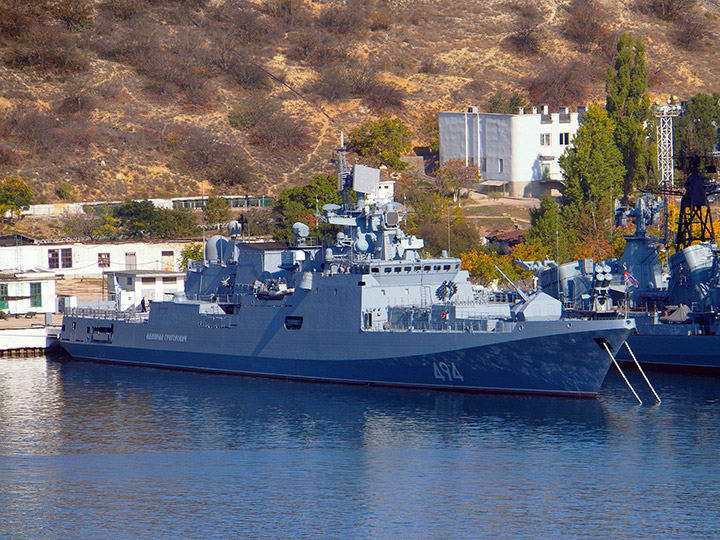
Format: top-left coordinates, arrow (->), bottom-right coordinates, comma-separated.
624,269 -> 639,288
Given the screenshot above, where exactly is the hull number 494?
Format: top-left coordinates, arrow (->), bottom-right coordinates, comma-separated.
433,362 -> 464,382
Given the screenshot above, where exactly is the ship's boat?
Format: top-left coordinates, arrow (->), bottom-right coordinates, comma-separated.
59,146 -> 634,397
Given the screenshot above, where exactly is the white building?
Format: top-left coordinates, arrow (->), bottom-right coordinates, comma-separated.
0,237 -> 192,279
0,270 -> 56,317
105,270 -> 186,310
439,105 -> 586,197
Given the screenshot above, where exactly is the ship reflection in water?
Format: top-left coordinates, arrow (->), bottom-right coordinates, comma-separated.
1,356 -> 720,539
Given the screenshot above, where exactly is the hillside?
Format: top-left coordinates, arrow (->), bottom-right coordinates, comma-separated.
1,0 -> 719,205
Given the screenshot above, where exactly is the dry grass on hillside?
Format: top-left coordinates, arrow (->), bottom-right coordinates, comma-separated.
0,0 -> 718,204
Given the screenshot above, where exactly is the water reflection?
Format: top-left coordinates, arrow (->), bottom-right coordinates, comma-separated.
1,356 -> 720,539
0,355 -> 618,456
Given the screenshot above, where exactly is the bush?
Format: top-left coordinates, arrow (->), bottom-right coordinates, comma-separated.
6,25 -> 88,73
362,81 -> 405,112
317,3 -> 366,35
228,97 -> 310,151
53,0 -> 94,30
564,0 -> 609,48
288,30 -> 348,65
525,59 -> 591,107
227,55 -> 271,89
673,11 -> 712,50
99,0 -> 149,20
505,1 -> 544,55
176,126 -> 255,188
312,63 -> 404,110
7,108 -> 58,154
635,0 -> 698,20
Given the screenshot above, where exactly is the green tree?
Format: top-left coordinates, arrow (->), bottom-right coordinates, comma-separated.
559,105 -> 625,260
0,176 -> 33,220
180,242 -> 204,270
273,174 -> 340,242
434,159 -> 479,200
606,34 -> 654,197
203,196 -> 231,230
113,200 -> 198,239
348,116 -> 413,170
674,92 -> 720,172
404,192 -> 479,256
525,193 -> 575,263
485,91 -> 528,114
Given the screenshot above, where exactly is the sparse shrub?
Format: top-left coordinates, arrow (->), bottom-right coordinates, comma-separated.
418,59 -> 440,74
525,59 -> 591,107
312,62 -> 403,110
0,1 -> 45,39
369,8 -> 392,31
7,108 -> 58,154
55,182 -> 75,200
317,3 -> 365,35
673,11 -> 712,50
0,144 -> 17,166
250,114 -> 309,151
288,30 -> 348,65
176,126 -> 255,187
228,96 -> 309,151
6,25 -> 88,73
56,87 -> 97,115
53,0 -> 94,30
564,0 -> 609,48
312,64 -> 354,100
228,95 -> 279,130
99,0 -> 148,20
635,0 -> 698,20
506,1 -> 544,55
362,81 -> 405,112
227,55 -> 271,89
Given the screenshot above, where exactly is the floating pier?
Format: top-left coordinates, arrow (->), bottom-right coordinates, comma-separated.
0,326 -> 61,357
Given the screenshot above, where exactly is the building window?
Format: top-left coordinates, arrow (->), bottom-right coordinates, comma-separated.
48,249 -> 59,269
559,132 -> 570,145
540,133 -> 551,146
479,158 -> 487,172
61,248 -> 73,268
0,284 -> 7,309
542,163 -> 551,180
141,277 -> 155,284
30,282 -> 42,308
162,277 -> 176,283
98,253 -> 110,268
127,278 -> 133,285
498,158 -> 504,173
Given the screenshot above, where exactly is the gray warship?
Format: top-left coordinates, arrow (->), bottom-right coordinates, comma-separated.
521,178 -> 720,371
59,147 -> 635,397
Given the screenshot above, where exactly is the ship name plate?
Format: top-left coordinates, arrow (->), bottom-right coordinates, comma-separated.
146,332 -> 188,343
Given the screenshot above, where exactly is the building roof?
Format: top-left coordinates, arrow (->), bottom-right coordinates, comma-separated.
107,270 -> 186,277
485,229 -> 525,245
0,234 -> 37,247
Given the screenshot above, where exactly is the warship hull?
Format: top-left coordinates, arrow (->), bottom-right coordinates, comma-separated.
60,310 -> 633,397
620,334 -> 720,372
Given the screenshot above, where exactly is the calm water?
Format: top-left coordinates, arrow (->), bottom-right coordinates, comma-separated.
1,356 -> 719,539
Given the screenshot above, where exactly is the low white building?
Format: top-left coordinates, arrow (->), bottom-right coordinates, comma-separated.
0,270 -> 56,317
0,237 -> 192,279
439,105 -> 586,197
105,270 -> 186,310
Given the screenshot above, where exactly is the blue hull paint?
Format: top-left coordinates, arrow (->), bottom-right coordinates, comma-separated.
618,334 -> 720,372
60,317 -> 632,397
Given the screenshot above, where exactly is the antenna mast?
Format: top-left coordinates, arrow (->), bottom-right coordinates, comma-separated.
654,102 -> 682,245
